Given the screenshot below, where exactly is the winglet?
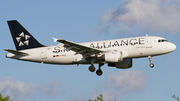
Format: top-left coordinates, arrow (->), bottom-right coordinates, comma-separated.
52,37 -> 58,43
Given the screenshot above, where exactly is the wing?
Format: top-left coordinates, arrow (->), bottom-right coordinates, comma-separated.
53,37 -> 104,58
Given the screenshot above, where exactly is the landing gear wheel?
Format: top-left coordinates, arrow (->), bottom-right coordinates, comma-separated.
150,63 -> 154,68
95,63 -> 104,76
89,65 -> 95,72
96,69 -> 103,76
148,56 -> 154,68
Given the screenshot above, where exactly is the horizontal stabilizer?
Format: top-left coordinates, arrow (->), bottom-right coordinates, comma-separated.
4,49 -> 29,56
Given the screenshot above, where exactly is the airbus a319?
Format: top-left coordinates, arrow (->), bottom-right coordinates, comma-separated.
4,20 -> 176,76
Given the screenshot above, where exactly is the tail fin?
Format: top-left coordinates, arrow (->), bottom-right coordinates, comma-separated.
7,20 -> 44,50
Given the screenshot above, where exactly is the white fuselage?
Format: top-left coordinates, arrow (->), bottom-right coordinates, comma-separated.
6,36 -> 176,64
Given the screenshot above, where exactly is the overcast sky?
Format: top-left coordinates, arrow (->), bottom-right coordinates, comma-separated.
1,0 -> 180,101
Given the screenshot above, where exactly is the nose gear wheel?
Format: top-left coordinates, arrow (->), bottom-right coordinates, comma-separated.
150,63 -> 154,68
148,56 -> 154,68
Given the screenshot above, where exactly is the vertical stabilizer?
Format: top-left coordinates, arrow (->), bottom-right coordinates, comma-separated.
7,20 -> 44,50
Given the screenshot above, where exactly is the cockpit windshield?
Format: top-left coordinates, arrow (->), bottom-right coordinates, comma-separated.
158,39 -> 168,42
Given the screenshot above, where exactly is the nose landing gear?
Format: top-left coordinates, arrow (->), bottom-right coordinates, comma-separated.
148,56 -> 154,68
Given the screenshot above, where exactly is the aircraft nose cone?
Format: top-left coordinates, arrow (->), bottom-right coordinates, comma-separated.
168,43 -> 176,52
171,43 -> 176,51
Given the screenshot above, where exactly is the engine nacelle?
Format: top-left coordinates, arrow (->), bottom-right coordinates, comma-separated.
104,50 -> 128,63
105,51 -> 123,62
108,59 -> 132,69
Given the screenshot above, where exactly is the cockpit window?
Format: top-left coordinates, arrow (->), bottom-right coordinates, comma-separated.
158,39 -> 168,42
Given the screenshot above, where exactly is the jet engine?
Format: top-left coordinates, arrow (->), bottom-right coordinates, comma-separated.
104,50 -> 128,63
104,51 -> 122,62
108,59 -> 132,69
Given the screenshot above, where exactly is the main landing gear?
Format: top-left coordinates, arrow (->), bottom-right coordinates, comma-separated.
89,58 -> 96,72
89,64 -> 95,72
148,56 -> 154,68
88,63 -> 104,76
96,63 -> 104,76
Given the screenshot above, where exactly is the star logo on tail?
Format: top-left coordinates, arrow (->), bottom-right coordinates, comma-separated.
16,32 -> 31,47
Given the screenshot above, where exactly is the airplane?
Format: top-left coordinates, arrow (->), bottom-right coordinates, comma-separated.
4,20 -> 176,76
